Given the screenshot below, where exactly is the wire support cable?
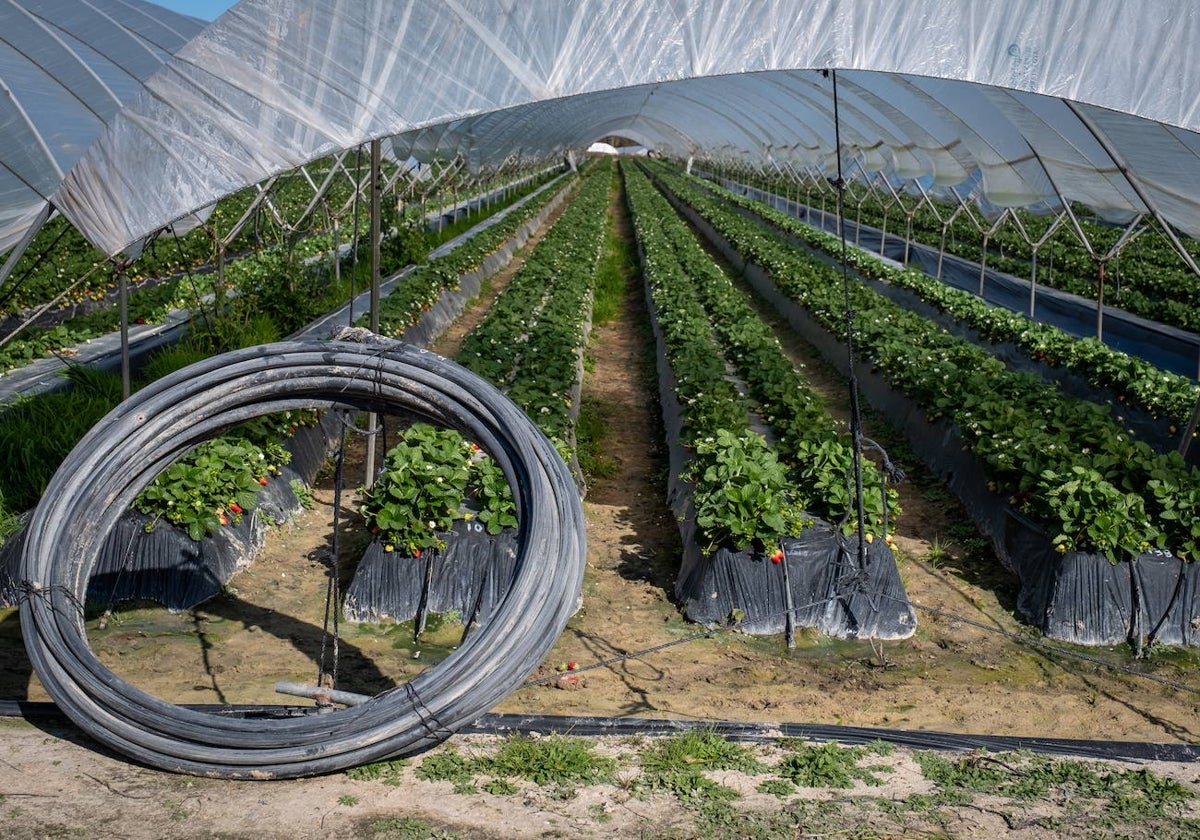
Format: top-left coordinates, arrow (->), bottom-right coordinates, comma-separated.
18,332 -> 586,779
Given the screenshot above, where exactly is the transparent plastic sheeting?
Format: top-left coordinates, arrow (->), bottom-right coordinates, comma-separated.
0,0 -> 205,255
48,0 -> 1200,257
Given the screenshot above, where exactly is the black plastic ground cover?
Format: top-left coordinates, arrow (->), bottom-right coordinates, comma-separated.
19,336 -> 586,778
666,185 -> 1200,648
723,179 -> 1200,382
343,520 -> 519,626
1,179 -> 574,613
4,701 -> 1194,764
341,177 -> 588,625
638,219 -> 915,640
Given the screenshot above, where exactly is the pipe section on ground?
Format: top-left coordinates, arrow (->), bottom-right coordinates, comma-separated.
19,332 -> 585,779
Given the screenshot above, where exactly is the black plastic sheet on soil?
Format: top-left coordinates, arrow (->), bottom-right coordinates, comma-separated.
638,200 -> 916,639
1,417 -> 337,612
343,519 -> 519,628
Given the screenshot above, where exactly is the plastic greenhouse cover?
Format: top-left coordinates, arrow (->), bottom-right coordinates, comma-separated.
38,0 -> 1200,257
0,0 -> 205,255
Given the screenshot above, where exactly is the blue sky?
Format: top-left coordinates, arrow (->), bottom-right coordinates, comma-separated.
152,0 -> 237,21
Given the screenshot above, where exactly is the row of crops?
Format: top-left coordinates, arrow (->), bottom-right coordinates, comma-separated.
0,165 -> 571,557
647,161 -> 1200,566
705,175 -> 1200,428
8,145 -> 1200,645
729,166 -> 1200,334
624,163 -> 895,551
359,161 -> 612,557
0,157 -> 554,374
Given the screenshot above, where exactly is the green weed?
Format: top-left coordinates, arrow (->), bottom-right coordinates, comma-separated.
367,815 -> 464,839
488,733 -> 617,787
346,758 -> 409,786
775,740 -> 895,789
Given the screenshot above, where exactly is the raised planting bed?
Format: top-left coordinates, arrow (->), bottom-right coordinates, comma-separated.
726,168 -> 1200,339
0,171 -> 573,616
0,413 -> 336,611
714,174 -> 1200,385
341,164 -> 613,625
346,422 -> 519,628
624,163 -> 914,639
655,166 -> 1200,648
332,170 -> 575,346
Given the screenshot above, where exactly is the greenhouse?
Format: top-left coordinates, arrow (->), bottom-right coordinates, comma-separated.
3,0 -> 1200,821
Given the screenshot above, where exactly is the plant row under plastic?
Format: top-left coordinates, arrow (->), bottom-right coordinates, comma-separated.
650,163 -> 1200,564
706,174 -> 1199,427
356,162 -> 612,559
624,164 -> 896,553
0,166 -> 554,375
0,168 -> 570,548
738,168 -> 1200,335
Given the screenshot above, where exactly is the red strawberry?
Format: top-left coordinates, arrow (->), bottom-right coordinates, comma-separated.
770,550 -> 784,564
229,503 -> 243,514
258,476 -> 269,485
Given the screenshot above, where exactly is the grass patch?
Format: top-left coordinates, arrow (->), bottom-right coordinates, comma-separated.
346,758 -> 409,786
916,749 -> 1195,815
634,730 -> 762,810
489,733 -> 617,788
774,739 -> 895,789
0,365 -> 122,510
576,397 -> 618,480
391,735 -> 618,799
591,163 -> 638,326
366,816 -> 464,839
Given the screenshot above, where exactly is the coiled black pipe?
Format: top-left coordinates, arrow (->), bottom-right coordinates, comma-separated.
19,333 -> 585,779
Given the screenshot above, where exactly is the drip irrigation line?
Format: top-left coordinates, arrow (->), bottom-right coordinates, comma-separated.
519,576 -> 1200,700
462,713 -> 1200,764
2,701 -> 1194,763
17,333 -> 586,779
6,568 -> 1200,766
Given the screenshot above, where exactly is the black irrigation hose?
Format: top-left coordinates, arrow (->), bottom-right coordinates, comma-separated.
4,702 -> 1195,764
18,331 -> 586,779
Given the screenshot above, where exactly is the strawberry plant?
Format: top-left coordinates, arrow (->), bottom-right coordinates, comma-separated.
134,410 -> 314,541
367,171 -> 571,338
358,423 -> 516,556
625,164 -> 896,547
687,430 -> 808,553
458,162 -> 611,456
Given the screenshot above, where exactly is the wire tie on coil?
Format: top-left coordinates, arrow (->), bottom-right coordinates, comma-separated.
404,681 -> 452,742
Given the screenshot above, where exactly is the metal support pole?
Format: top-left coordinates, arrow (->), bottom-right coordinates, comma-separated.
365,139 -> 383,490
978,234 -> 989,297
118,265 -> 130,400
